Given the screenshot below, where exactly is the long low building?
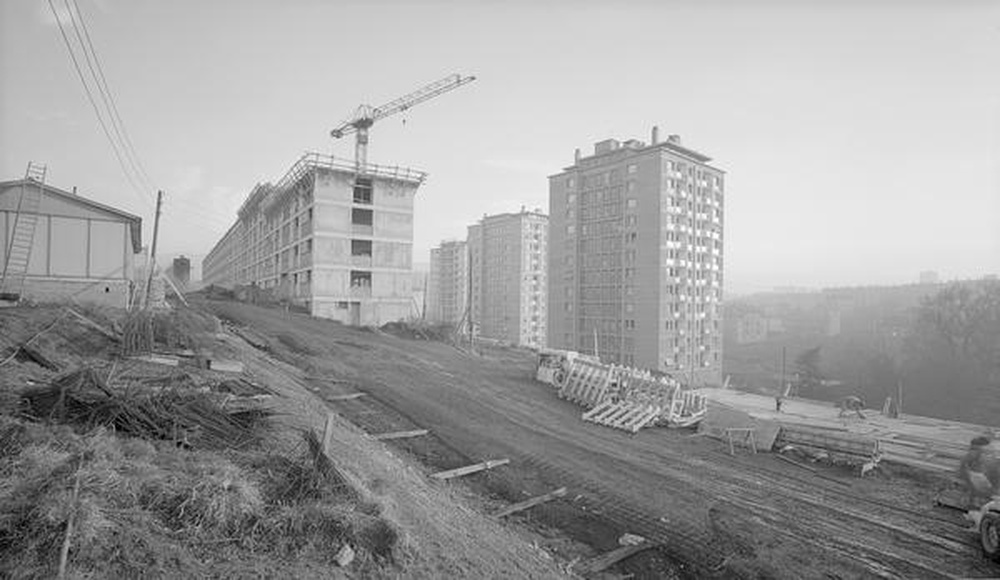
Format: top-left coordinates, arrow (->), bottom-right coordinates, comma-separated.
202,152 -> 426,326
0,178 -> 143,307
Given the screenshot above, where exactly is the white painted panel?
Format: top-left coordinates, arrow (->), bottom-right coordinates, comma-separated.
50,217 -> 87,276
27,217 -> 48,275
90,221 -> 125,278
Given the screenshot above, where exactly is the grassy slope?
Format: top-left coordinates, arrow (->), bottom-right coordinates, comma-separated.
0,304 -> 566,579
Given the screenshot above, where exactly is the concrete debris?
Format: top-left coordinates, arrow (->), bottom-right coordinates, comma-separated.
618,533 -> 647,546
334,543 -> 355,567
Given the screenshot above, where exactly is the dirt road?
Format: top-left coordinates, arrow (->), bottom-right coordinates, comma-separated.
204,301 -> 1000,579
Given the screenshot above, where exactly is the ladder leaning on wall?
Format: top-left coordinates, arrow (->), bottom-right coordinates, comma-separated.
0,162 -> 47,302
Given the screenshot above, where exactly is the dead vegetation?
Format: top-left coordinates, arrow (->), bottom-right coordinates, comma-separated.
379,320 -> 455,342
0,303 -> 406,579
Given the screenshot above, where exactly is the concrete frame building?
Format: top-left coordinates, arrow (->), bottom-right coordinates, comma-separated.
468,209 -> 548,348
426,240 -> 468,325
548,129 -> 725,385
0,179 -> 142,308
202,152 -> 425,325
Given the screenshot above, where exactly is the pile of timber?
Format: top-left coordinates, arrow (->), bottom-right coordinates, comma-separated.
877,434 -> 969,473
556,359 -> 707,433
776,424 -> 881,466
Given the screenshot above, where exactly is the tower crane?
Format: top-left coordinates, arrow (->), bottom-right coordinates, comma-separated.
330,73 -> 476,172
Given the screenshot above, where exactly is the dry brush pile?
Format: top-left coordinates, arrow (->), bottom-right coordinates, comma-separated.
0,305 -> 403,579
0,413 -> 398,578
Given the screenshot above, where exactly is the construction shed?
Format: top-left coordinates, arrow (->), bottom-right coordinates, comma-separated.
0,179 -> 143,307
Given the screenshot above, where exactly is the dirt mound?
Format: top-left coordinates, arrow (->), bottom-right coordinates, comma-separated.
380,321 -> 453,341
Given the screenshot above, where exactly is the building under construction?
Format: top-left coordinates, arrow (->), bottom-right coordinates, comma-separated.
202,153 -> 425,326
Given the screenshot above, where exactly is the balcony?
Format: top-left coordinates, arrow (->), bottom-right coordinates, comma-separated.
350,254 -> 372,268
351,223 -> 374,236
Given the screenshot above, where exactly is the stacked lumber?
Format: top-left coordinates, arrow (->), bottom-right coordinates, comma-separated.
776,424 -> 882,473
554,357 -> 706,433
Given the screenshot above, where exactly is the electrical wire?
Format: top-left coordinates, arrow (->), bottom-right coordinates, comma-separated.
66,0 -> 156,192
47,1 -> 248,253
46,0 -> 154,213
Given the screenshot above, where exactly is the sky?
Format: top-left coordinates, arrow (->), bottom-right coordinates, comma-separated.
1,0 -> 998,294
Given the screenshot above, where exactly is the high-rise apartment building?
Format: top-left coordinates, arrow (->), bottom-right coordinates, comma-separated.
171,255 -> 191,289
426,240 -> 468,325
202,152 -> 425,325
548,128 -> 724,385
468,209 -> 548,347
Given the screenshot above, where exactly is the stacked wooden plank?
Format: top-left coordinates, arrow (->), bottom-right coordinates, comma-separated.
776,424 -> 881,467
699,388 -> 994,474
877,434 -> 969,473
582,401 -> 661,433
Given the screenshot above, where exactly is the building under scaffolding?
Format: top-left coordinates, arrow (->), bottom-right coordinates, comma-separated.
202,152 -> 425,326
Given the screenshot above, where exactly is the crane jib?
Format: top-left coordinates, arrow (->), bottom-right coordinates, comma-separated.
328,73 -> 476,170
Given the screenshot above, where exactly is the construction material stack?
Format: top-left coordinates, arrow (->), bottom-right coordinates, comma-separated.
540,351 -> 708,433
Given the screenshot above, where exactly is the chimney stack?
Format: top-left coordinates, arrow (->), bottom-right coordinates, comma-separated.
72,186 -> 77,195
574,148 -> 581,164
651,125 -> 659,145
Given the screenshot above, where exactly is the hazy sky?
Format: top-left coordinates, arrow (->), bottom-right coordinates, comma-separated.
2,0 -> 998,293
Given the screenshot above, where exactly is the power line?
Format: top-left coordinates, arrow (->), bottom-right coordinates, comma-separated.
46,0 -> 153,212
66,0 -> 156,191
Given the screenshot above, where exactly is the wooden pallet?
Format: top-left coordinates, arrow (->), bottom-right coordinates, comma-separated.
583,401 -> 662,433
558,359 -> 613,407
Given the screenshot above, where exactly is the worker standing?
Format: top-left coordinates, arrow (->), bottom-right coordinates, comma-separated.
960,436 -> 1000,505
838,395 -> 865,419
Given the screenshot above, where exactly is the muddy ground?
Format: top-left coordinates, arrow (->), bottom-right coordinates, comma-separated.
202,299 -> 1000,579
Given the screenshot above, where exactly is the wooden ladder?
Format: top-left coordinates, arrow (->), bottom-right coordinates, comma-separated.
1,162 -> 46,302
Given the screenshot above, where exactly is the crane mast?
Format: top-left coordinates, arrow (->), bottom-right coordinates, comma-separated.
330,73 -> 476,172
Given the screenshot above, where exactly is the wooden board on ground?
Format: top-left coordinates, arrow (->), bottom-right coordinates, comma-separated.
374,429 -> 429,441
934,488 -> 973,512
574,542 -> 658,575
493,487 -> 567,518
328,393 -> 366,401
209,360 -> 245,373
431,459 -> 510,480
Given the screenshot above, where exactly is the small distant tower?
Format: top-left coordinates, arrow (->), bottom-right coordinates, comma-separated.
172,255 -> 191,289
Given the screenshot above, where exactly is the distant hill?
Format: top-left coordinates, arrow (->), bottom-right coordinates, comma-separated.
724,280 -> 999,426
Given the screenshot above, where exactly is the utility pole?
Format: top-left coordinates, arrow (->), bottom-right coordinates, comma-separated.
143,190 -> 163,309
780,346 -> 787,396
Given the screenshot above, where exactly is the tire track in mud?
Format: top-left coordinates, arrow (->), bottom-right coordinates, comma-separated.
326,375 -> 990,578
